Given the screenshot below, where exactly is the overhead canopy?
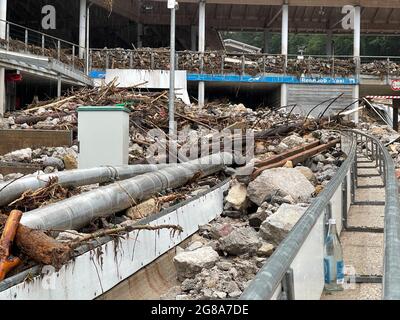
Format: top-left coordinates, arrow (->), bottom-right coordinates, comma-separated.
91,0 -> 400,34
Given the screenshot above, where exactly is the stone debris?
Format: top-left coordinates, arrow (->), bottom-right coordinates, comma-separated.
173,246 -> 220,281
247,168 -> 315,206
218,227 -> 262,256
224,180 -> 248,212
259,203 -> 309,246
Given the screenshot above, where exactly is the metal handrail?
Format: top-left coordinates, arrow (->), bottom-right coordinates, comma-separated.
354,130 -> 400,300
0,19 -> 86,73
0,19 -> 84,49
240,132 -> 357,300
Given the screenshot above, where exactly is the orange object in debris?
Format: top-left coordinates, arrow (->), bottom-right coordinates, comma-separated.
0,210 -> 23,281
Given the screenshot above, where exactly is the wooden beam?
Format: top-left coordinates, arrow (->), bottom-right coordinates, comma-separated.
0,130 -> 73,155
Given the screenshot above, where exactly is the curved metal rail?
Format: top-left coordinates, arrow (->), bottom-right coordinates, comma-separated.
241,130 -> 400,300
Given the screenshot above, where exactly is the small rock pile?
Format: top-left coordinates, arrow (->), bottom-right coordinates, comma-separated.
0,146 -> 78,182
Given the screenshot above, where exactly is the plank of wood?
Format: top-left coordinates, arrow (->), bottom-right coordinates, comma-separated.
0,162 -> 42,175
0,130 -> 73,155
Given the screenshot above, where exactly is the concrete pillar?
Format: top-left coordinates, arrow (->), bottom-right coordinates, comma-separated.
326,30 -> 333,56
79,0 -> 87,59
191,25 -> 197,51
263,29 -> 270,53
281,4 -> 289,56
353,6 -> 361,123
57,75 -> 62,98
137,23 -> 143,48
280,4 -> 288,108
353,6 -> 361,59
281,83 -> 288,108
198,0 -> 206,107
0,0 -> 7,116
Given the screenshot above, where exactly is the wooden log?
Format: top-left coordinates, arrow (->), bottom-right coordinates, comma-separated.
0,210 -> 23,280
0,214 -> 72,268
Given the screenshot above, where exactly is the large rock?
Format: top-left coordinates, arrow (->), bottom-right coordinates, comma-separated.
63,154 -> 78,170
295,166 -> 317,184
219,227 -> 262,256
281,135 -> 305,148
126,198 -> 158,220
259,204 -> 308,245
225,180 -> 247,211
173,246 -> 219,281
247,168 -> 315,206
0,117 -> 10,129
42,156 -> 65,170
3,148 -> 32,162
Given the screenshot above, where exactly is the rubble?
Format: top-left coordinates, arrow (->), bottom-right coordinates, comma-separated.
259,203 -> 308,246
173,246 -> 220,281
247,168 -> 315,206
224,180 -> 248,212
218,227 -> 262,256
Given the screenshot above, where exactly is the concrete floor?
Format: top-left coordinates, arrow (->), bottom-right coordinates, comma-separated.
322,154 -> 384,300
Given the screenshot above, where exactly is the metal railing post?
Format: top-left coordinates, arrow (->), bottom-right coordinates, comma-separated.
150,51 -> 155,70
5,22 -> 9,51
72,45 -> 75,70
57,40 -> 61,60
24,29 -> 28,52
41,34 -> 45,55
281,268 -> 295,300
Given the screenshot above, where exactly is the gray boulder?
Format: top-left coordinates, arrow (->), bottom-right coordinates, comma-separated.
260,204 -> 308,245
219,227 -> 262,256
173,246 -> 219,281
247,168 -> 315,206
42,156 -> 65,170
282,135 -> 305,148
3,148 -> 32,162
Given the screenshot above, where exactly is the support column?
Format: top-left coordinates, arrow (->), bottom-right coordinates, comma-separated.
326,30 -> 333,56
191,25 -> 197,51
280,4 -> 289,108
85,3 -> 90,74
79,0 -> 87,59
137,23 -> 143,48
57,75 -> 62,98
263,29 -> 270,53
281,4 -> 288,56
353,6 -> 361,123
0,0 -> 7,116
198,0 -> 206,108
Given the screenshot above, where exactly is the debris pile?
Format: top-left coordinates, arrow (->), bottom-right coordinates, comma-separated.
165,131 -> 344,300
361,60 -> 400,78
0,38 -> 84,69
287,57 -> 356,77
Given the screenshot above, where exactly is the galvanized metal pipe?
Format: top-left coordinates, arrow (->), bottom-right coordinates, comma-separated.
0,163 -> 174,207
20,153 -> 233,231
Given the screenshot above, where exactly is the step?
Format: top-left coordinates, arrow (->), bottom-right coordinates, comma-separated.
357,176 -> 384,187
321,283 -> 381,300
354,188 -> 385,203
340,231 -> 384,277
347,205 -> 384,229
357,168 -> 380,176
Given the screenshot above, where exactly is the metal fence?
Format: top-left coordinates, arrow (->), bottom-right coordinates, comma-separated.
0,19 -> 87,73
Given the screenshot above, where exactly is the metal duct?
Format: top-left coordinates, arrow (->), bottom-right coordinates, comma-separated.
0,164 -> 174,207
20,153 -> 233,231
